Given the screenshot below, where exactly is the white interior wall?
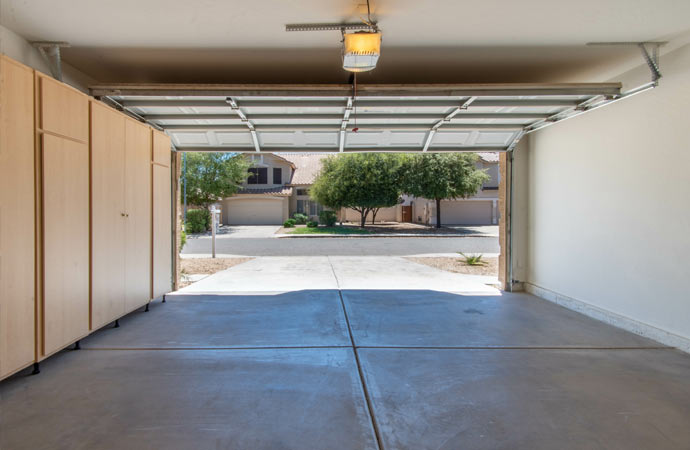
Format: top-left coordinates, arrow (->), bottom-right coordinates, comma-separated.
0,24 -> 95,92
517,43 -> 690,351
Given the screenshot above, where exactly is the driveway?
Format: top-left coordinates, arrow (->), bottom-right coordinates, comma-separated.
3,256 -> 690,449
177,256 -> 499,294
182,236 -> 499,256
187,225 -> 280,239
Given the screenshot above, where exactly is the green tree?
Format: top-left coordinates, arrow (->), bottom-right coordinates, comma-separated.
184,152 -> 250,209
401,153 -> 489,228
311,153 -> 403,227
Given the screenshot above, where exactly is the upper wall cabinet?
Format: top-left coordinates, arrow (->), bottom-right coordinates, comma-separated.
37,75 -> 88,142
0,56 -> 36,379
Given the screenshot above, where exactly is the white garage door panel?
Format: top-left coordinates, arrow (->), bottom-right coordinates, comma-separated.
441,200 -> 493,225
224,198 -> 284,225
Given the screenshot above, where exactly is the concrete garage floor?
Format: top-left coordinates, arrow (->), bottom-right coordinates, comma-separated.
2,258 -> 690,449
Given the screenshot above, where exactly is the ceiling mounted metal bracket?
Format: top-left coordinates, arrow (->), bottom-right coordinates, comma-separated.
587,41 -> 667,86
226,97 -> 261,152
31,41 -> 70,81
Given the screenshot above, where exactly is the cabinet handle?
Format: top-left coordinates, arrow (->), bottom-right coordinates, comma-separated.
121,213 -> 126,217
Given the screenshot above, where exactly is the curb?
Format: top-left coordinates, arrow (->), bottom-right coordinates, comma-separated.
276,233 -> 497,239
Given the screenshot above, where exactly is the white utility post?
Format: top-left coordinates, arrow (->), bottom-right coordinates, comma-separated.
210,205 -> 220,258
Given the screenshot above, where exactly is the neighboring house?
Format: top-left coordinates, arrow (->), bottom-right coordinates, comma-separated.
415,152 -> 500,226
221,152 -> 499,226
341,152 -> 500,225
220,153 -> 328,225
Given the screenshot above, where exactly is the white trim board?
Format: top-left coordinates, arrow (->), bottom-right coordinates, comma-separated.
525,283 -> 690,354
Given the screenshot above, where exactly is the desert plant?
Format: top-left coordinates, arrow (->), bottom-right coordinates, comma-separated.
459,252 -> 485,266
292,213 -> 308,224
306,221 -> 318,228
318,210 -> 337,227
283,219 -> 297,228
185,209 -> 211,233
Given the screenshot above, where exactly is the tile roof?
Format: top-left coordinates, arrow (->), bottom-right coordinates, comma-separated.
276,153 -> 331,185
265,151 -> 498,188
236,186 -> 293,197
477,152 -> 499,163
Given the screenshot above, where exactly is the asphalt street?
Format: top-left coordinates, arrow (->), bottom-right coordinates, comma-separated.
182,236 -> 499,256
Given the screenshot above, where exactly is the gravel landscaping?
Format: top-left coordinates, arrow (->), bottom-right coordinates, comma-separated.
406,256 -> 498,277
180,258 -> 253,287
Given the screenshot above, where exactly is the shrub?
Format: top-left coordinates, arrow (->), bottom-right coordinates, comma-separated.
306,221 -> 318,228
283,219 -> 297,228
179,228 -> 187,251
185,209 -> 211,233
292,213 -> 308,224
319,210 -> 337,227
459,252 -> 485,266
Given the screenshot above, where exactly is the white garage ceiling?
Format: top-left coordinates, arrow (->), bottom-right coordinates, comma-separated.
1,0 -> 688,84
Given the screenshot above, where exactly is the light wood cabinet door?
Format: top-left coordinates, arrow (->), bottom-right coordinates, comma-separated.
38,75 -> 88,142
152,130 -> 171,167
42,134 -> 89,356
0,56 -> 36,378
152,163 -> 172,299
124,119 -> 152,311
90,102 -> 127,329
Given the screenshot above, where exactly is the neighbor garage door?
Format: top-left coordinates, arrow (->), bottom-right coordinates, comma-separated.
440,200 -> 493,225
223,198 -> 284,225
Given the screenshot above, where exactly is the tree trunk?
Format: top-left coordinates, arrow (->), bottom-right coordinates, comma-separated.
435,198 -> 442,229
371,208 -> 379,224
360,208 -> 370,227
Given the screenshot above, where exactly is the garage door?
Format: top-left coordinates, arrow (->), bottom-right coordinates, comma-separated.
223,198 -> 284,225
440,200 -> 493,225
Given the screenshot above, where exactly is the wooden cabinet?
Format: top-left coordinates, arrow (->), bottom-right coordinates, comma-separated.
153,129 -> 171,166
124,119 -> 152,312
0,55 -> 175,378
38,75 -> 89,143
152,131 -> 172,299
90,102 -> 127,329
91,103 -> 153,329
41,134 -> 90,356
0,56 -> 36,379
36,72 -> 90,358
